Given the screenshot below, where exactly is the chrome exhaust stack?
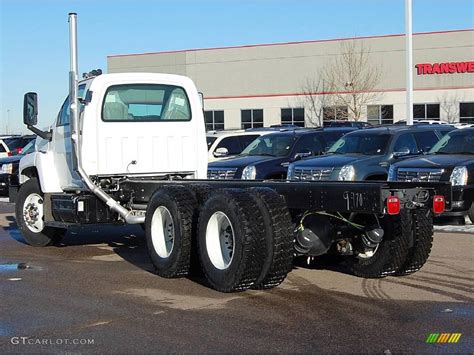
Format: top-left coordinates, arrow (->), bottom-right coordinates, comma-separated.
67,13 -> 144,224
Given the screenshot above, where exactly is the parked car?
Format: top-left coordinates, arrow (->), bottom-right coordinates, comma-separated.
388,128 -> 474,223
287,125 -> 454,182
0,135 -> 35,158
394,120 -> 451,125
206,130 -> 273,162
324,120 -> 372,128
4,135 -> 36,155
0,137 -> 14,159
208,127 -> 355,180
0,139 -> 36,197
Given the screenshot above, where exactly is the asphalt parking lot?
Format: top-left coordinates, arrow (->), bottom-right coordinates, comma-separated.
0,201 -> 473,353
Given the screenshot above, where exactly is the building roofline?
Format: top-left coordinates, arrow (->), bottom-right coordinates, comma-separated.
204,85 -> 474,100
108,28 -> 474,59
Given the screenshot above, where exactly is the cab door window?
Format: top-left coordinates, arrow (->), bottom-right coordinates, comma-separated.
56,84 -> 86,127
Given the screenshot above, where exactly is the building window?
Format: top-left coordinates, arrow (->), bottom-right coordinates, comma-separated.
281,108 -> 305,127
205,110 -> 224,131
413,103 -> 440,120
241,109 -> 263,129
367,105 -> 393,125
323,106 -> 348,121
460,102 -> 474,123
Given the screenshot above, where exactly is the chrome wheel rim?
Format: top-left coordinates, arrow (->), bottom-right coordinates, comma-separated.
23,193 -> 44,233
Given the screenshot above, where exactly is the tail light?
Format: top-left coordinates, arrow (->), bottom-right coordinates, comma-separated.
386,196 -> 400,215
16,148 -> 22,154
432,195 -> 445,214
7,151 -> 13,156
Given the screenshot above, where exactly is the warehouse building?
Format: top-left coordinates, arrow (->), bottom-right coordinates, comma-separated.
108,29 -> 474,130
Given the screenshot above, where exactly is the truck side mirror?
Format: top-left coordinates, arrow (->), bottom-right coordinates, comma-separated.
23,92 -> 38,126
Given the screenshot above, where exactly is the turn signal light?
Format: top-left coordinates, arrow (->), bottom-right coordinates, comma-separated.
386,196 -> 400,215
432,195 -> 445,214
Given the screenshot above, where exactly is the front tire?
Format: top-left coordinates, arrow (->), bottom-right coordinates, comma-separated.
15,178 -> 63,247
468,202 -> 474,224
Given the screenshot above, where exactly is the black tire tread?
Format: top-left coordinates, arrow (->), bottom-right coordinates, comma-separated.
468,202 -> 474,224
15,178 -> 63,247
348,210 -> 412,278
146,185 -> 196,278
247,187 -> 294,289
395,209 -> 433,276
197,188 -> 266,292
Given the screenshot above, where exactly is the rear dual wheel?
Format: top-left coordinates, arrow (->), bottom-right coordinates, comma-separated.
346,210 -> 412,278
145,185 -> 196,278
196,188 -> 294,292
145,186 -> 295,291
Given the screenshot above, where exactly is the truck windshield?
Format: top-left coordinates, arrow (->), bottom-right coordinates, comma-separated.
327,134 -> 390,155
240,135 -> 295,157
430,131 -> 474,154
102,84 -> 191,122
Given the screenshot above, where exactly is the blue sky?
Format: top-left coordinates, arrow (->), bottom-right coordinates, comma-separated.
1,0 -> 473,134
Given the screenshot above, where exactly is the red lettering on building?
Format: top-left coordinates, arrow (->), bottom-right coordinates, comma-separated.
415,61 -> 474,75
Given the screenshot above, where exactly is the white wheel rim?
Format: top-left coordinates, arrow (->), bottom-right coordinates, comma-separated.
150,206 -> 175,258
206,211 -> 235,270
23,193 -> 44,233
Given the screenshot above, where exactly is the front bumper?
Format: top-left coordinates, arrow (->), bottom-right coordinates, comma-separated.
441,184 -> 473,216
0,174 -> 9,196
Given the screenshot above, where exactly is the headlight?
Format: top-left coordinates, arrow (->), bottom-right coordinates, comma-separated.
387,165 -> 397,181
1,163 -> 13,174
287,163 -> 295,180
338,165 -> 355,181
241,165 -> 256,180
450,166 -> 468,186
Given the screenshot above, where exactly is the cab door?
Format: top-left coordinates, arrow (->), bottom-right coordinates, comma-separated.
50,84 -> 87,189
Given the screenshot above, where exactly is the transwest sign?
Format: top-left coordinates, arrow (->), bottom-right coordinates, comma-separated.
415,61 -> 474,75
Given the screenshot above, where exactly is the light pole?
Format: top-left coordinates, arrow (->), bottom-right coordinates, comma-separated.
406,0 -> 413,125
6,109 -> 10,134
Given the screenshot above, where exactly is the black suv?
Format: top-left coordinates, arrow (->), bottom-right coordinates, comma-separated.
287,125 -> 454,182
389,128 -> 474,222
0,139 -> 36,197
207,128 -> 355,180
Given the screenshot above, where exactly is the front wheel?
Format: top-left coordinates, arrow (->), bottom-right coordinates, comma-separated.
15,178 -> 63,247
468,202 -> 474,224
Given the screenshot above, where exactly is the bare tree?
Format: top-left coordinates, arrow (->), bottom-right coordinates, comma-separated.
297,73 -> 335,127
438,92 -> 462,123
299,39 -> 383,122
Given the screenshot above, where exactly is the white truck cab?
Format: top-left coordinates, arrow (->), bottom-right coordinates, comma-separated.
21,72 -> 207,193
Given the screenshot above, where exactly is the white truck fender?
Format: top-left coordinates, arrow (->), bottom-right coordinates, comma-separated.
19,151 -> 62,193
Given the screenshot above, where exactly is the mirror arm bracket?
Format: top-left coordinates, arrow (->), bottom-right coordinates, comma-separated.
27,125 -> 52,141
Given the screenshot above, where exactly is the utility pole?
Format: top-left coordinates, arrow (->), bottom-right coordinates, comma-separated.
405,0 -> 413,125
